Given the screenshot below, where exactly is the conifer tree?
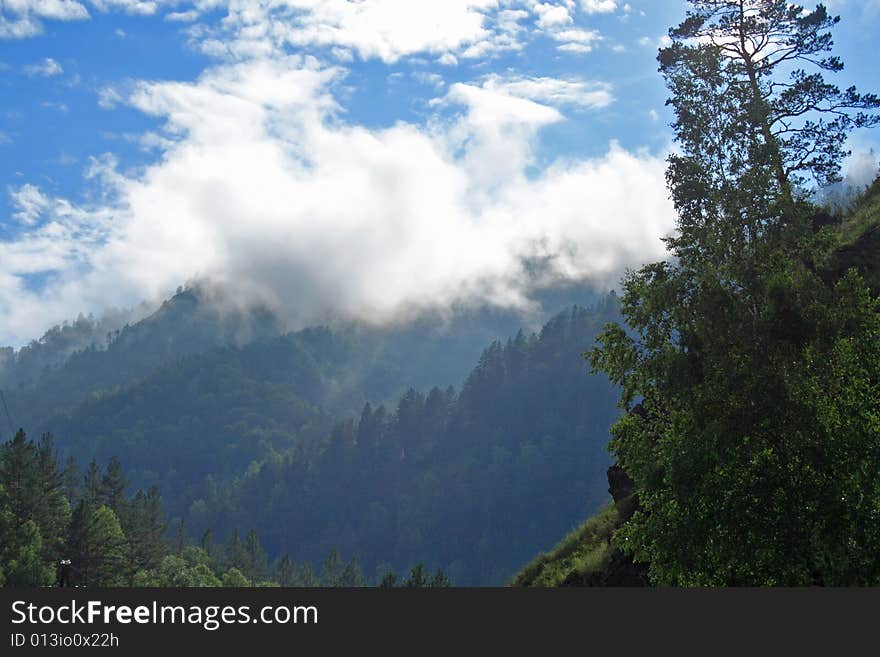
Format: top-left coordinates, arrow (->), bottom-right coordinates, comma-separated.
100,456 -> 128,516
67,502 -> 127,586
243,529 -> 268,582
120,487 -> 167,585
276,554 -> 297,587
590,1 -> 880,585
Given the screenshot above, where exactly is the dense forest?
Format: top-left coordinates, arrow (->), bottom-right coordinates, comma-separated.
0,429 -> 450,587
0,291 -> 621,585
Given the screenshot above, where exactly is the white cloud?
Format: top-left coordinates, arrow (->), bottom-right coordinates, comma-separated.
0,57 -> 674,345
164,8 -> 199,22
189,0 -> 503,64
481,74 -> 614,109
580,0 -> 616,14
0,0 -> 89,38
9,183 -> 51,224
24,57 -> 63,76
89,0 -> 158,15
532,2 -> 572,30
552,27 -> 602,53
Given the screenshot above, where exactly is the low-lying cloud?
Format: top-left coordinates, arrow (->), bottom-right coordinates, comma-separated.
0,56 -> 675,345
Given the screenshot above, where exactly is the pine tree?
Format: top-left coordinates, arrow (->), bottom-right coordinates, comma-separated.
322,548 -> 342,587
590,0 -> 880,585
223,529 -> 247,573
82,460 -> 102,506
338,558 -> 367,587
100,456 -> 128,516
243,529 -> 268,582
276,554 -> 297,587
0,431 -> 69,583
404,563 -> 429,588
430,568 -> 451,587
297,561 -> 319,587
378,571 -> 397,588
66,502 -> 127,587
63,456 -> 80,504
120,487 -> 167,585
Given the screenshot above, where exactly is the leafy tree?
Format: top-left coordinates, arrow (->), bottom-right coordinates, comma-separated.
590,0 -> 880,585
221,567 -> 251,587
134,555 -> 221,587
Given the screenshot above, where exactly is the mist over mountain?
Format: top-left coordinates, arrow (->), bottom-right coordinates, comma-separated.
0,279 -> 620,584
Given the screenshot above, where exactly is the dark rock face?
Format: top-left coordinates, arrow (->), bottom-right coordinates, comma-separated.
602,549 -> 650,586
608,463 -> 640,523
559,548 -> 650,587
608,464 -> 635,503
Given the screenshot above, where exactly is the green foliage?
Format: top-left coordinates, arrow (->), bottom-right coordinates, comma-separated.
512,503 -> 619,587
221,567 -> 251,587
67,503 -> 127,587
589,1 -> 880,585
134,554 -> 222,587
0,431 -> 70,585
838,177 -> 880,246
374,562 -> 452,588
120,487 -> 167,585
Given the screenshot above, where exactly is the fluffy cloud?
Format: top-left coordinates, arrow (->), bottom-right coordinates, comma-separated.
580,0 -> 616,14
480,73 -> 614,109
24,57 -> 63,76
0,56 -> 674,344
9,183 -> 51,224
172,0 -> 621,63
0,0 -> 88,38
192,0 -> 503,63
89,0 -> 158,15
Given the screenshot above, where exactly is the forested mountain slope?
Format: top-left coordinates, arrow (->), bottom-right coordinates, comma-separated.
2,286 -> 620,585
187,299 -> 621,585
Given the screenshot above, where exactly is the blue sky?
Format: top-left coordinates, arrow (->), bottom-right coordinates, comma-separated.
0,0 -> 878,345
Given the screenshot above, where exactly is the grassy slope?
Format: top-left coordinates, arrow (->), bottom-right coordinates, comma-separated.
839,176 -> 880,246
833,176 -> 880,294
511,503 -> 619,587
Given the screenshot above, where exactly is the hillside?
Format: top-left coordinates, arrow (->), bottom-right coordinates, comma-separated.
184,301 -> 622,585
512,178 -> 880,587
1,284 -> 621,585
831,176 -> 880,294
